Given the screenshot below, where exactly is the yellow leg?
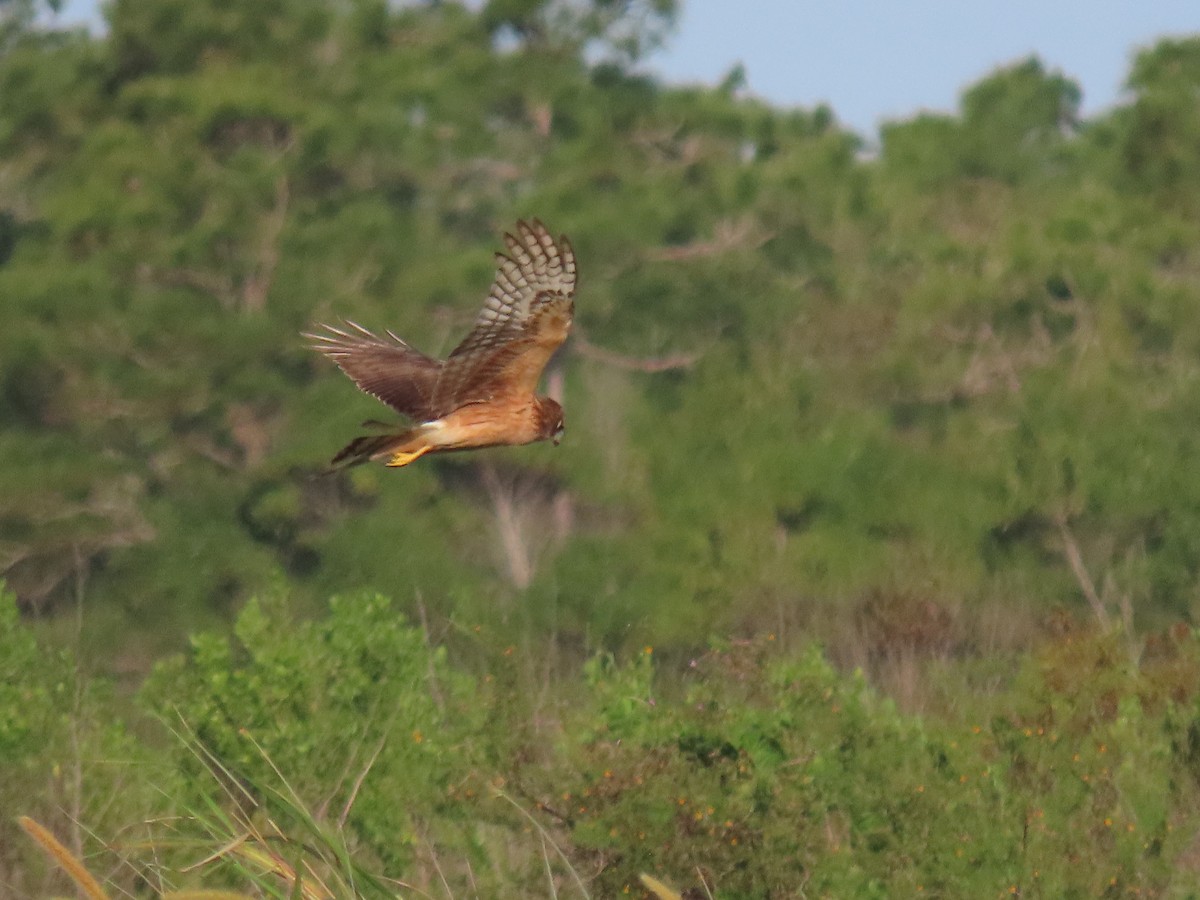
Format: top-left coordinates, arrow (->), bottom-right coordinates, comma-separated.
386,445 -> 432,468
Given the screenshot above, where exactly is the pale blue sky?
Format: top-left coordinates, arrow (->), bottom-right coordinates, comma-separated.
54,0 -> 1200,138
649,1 -> 1200,136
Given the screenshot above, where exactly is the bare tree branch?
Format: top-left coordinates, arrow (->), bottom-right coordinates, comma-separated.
572,329 -> 701,373
646,217 -> 772,261
139,175 -> 290,314
480,462 -> 533,590
1053,512 -> 1110,628
241,175 -> 290,313
143,264 -> 237,309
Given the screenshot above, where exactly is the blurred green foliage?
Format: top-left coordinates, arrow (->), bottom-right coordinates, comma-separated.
0,585 -> 155,895
142,591 -> 482,874
9,587 -> 1200,895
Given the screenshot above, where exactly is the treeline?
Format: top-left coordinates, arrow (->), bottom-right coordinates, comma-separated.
2,1 -> 1200,665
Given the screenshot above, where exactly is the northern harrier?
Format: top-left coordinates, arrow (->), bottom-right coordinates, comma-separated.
306,220 -> 576,468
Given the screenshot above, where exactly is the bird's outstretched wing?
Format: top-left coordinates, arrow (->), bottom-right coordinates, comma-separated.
305,320 -> 442,422
433,219 -> 576,415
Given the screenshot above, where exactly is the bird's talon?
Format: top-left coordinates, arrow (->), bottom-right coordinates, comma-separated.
386,447 -> 431,467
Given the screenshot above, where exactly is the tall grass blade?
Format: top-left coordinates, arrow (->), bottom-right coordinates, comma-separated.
639,873 -> 683,900
18,815 -> 110,900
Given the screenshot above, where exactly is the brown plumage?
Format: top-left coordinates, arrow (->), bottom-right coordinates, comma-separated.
305,220 -> 576,468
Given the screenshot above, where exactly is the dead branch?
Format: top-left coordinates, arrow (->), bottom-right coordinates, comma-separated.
646,217 -> 772,262
139,175 -> 290,314
415,592 -> 446,712
529,101 -> 552,137
144,265 -> 237,309
241,175 -> 290,313
956,321 -> 1054,399
226,402 -> 274,468
1053,512 -> 1110,628
480,462 -> 533,590
184,433 -> 241,471
572,329 -> 701,373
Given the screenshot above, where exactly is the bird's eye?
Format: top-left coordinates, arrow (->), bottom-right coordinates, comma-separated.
553,422 -> 565,445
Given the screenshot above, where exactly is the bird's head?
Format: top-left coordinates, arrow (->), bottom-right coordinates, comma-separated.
536,397 -> 565,446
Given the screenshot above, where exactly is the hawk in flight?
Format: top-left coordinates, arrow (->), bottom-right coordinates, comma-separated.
306,220 -> 576,468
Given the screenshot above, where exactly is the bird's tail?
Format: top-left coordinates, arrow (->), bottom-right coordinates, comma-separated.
328,427 -> 429,470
